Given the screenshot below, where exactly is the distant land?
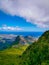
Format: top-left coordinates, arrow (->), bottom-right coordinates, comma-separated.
0,34 -> 36,50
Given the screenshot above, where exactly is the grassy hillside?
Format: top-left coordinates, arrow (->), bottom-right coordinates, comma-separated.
20,31 -> 49,65
0,44 -> 29,65
0,44 -> 29,55
0,31 -> 49,65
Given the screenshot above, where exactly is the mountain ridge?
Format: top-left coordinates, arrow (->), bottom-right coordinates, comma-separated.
0,31 -> 49,65
20,30 -> 49,65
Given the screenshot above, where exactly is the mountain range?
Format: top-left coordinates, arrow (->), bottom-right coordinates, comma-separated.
0,31 -> 49,65
0,35 -> 36,50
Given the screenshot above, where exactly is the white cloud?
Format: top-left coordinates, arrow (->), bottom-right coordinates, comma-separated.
0,0 -> 49,28
0,24 -> 23,31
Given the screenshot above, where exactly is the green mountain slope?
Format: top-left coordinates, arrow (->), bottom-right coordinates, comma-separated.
0,31 -> 49,65
20,31 -> 49,65
0,44 -> 29,55
0,44 -> 29,65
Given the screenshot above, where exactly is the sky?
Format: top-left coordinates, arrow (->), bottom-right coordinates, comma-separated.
0,0 -> 49,32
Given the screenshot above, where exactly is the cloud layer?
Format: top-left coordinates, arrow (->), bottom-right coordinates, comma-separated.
0,0 -> 49,28
0,24 -> 23,31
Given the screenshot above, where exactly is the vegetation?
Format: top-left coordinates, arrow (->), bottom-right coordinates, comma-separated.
21,31 -> 49,65
0,44 -> 29,55
0,31 -> 49,65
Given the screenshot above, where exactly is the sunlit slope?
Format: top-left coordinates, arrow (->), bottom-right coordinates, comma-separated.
0,44 -> 29,55
0,44 -> 29,65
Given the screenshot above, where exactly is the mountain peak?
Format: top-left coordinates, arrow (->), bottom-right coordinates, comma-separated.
38,30 -> 49,43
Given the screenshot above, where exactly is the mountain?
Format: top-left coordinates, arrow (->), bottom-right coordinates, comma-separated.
38,30 -> 49,43
25,36 -> 36,44
1,31 -> 48,65
0,34 -> 36,50
20,31 -> 49,65
0,34 -> 16,50
0,38 -> 15,50
14,35 -> 27,45
14,35 -> 36,45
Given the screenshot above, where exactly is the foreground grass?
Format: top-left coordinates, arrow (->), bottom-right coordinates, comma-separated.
0,44 -> 29,65
0,54 -> 20,65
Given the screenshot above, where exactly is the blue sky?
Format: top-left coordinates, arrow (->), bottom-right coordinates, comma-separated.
0,11 -> 37,31
0,0 -> 49,32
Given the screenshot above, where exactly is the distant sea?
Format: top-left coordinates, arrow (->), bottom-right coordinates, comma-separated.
0,31 -> 43,38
